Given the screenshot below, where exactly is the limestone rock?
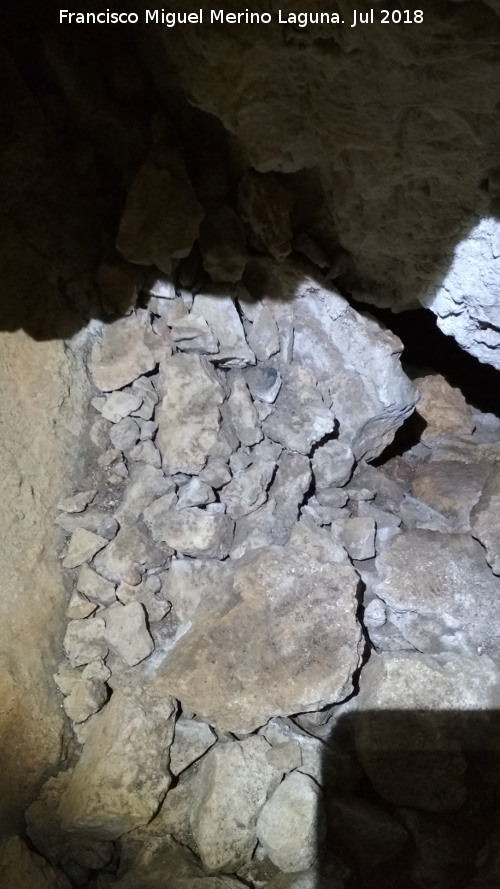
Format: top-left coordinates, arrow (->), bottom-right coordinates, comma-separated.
100,391 -> 143,423
90,310 -> 168,392
55,510 -> 119,540
57,489 -> 97,513
256,771 -> 323,872
148,506 -> 235,558
221,459 -> 275,520
130,375 -> 159,420
170,313 -> 219,354
246,303 -> 281,361
63,618 -> 108,668
60,681 -> 176,840
66,592 -> 97,620
263,364 -> 335,454
199,204 -> 247,283
117,575 -> 171,623
410,459 -> 492,529
191,736 -> 283,872
471,469 -> 500,574
25,773 -> 114,877
374,530 -> 500,655
128,440 -> 162,467
116,161 -> 204,272
93,522 -> 172,585
312,440 -> 355,489
104,601 -> 154,666
355,651 -> 500,810
177,477 -> 216,508
114,464 -> 175,525
191,293 -> 256,367
169,718 -> 217,776
245,365 -> 282,403
109,416 -> 141,451
158,545 -> 362,732
331,517 -> 376,561
226,374 -> 263,446
199,459 -> 232,489
160,557 -> 235,623
0,836 -> 72,889
76,564 -> 117,606
413,373 -> 475,443
156,353 -> 225,474
61,529 -> 108,569
63,678 -> 108,723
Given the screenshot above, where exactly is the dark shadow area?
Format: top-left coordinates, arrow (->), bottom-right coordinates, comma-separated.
315,705 -> 500,889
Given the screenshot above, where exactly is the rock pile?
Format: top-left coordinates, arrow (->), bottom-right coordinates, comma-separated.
6,268 -> 500,889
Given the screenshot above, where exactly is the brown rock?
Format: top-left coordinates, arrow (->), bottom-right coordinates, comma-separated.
238,171 -> 293,261
413,373 -> 475,443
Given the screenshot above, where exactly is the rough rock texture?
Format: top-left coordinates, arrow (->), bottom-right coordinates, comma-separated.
413,373 -> 475,443
0,331 -> 87,833
0,836 -> 72,889
256,771 -> 323,872
60,682 -> 176,839
89,310 -> 169,392
158,543 -> 363,732
471,469 -> 500,574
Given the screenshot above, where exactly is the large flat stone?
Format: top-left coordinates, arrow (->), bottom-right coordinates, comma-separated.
89,310 -> 169,392
158,544 -> 363,732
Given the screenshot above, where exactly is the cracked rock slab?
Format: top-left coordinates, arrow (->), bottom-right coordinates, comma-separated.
148,506 -> 235,558
89,310 -> 168,392
158,544 -> 362,732
60,681 -> 176,840
93,522 -> 172,585
192,293 -> 256,367
374,530 -> 500,655
156,353 -> 225,474
471,469 -> 500,574
262,364 -> 335,455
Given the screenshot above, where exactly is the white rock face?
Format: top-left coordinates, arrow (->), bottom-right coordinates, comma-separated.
257,771 -> 323,872
425,217 -> 500,369
60,682 -> 176,840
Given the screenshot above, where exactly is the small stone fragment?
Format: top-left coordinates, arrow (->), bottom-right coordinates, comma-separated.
93,523 -> 172,584
90,416 -> 111,448
226,374 -> 263,446
413,373 -> 475,443
245,365 -> 282,403
263,365 -> 335,454
312,440 -> 355,488
61,529 -> 108,569
57,490 -> 97,514
63,678 -> 108,724
149,506 -> 235,558
170,313 -> 219,354
247,303 -> 281,361
138,419 -> 158,440
169,718 -> 217,776
63,618 -> 108,668
117,575 -> 170,623
221,459 -> 276,520
199,459 -> 232,489
82,658 -> 111,682
256,771 -> 323,872
89,310 -> 168,392
104,601 -> 154,666
128,440 -> 162,467
130,375 -> 159,421
109,416 -> 141,451
76,564 -> 117,606
114,464 -> 175,525
66,592 -> 98,620
177,478 -> 216,508
100,391 -> 143,423
192,293 -> 256,367
56,510 -> 119,540
331,517 -> 376,561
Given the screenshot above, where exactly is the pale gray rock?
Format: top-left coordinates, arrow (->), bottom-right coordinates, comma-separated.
170,314 -> 219,354
245,365 -> 282,403
331,517 -> 376,561
114,465 -> 175,525
63,618 -> 108,668
301,499 -> 345,527
399,494 -> 453,533
169,718 -> 217,776
156,353 -> 225,474
61,529 -> 108,569
128,440 -> 162,467
104,601 -> 154,666
288,520 -> 348,566
93,523 -> 172,585
138,419 -> 158,440
66,592 -> 97,620
247,303 -> 280,360
363,598 -> 387,629
148,276 -> 177,300
130,376 -> 159,421
89,311 -> 168,392
100,391 -> 143,423
315,488 -> 348,508
256,771 -> 323,873
251,438 -> 283,463
116,575 -> 170,623
76,564 -> 117,607
191,736 -> 283,872
226,374 -> 263,446
142,490 -> 179,527
60,681 -> 176,840
192,293 -> 256,367
199,459 -> 232,489
410,458 -> 492,531
0,835 -> 72,889
374,530 -> 500,655
109,416 -> 141,451
90,416 -> 112,448
312,440 -> 355,489
160,558 -> 235,622
355,651 -> 500,810
229,449 -> 253,473
57,490 -> 97,514
97,448 -> 122,469
25,773 -> 114,878
221,459 -> 275,520
157,545 -> 362,732
63,678 -> 108,724
265,741 -> 302,774
115,161 -> 204,272
177,478 -> 216,508
148,506 -> 235,558
425,217 -> 500,369
263,364 -> 335,454
470,469 -> 500,574
82,658 -> 111,683
54,518 -> 112,554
